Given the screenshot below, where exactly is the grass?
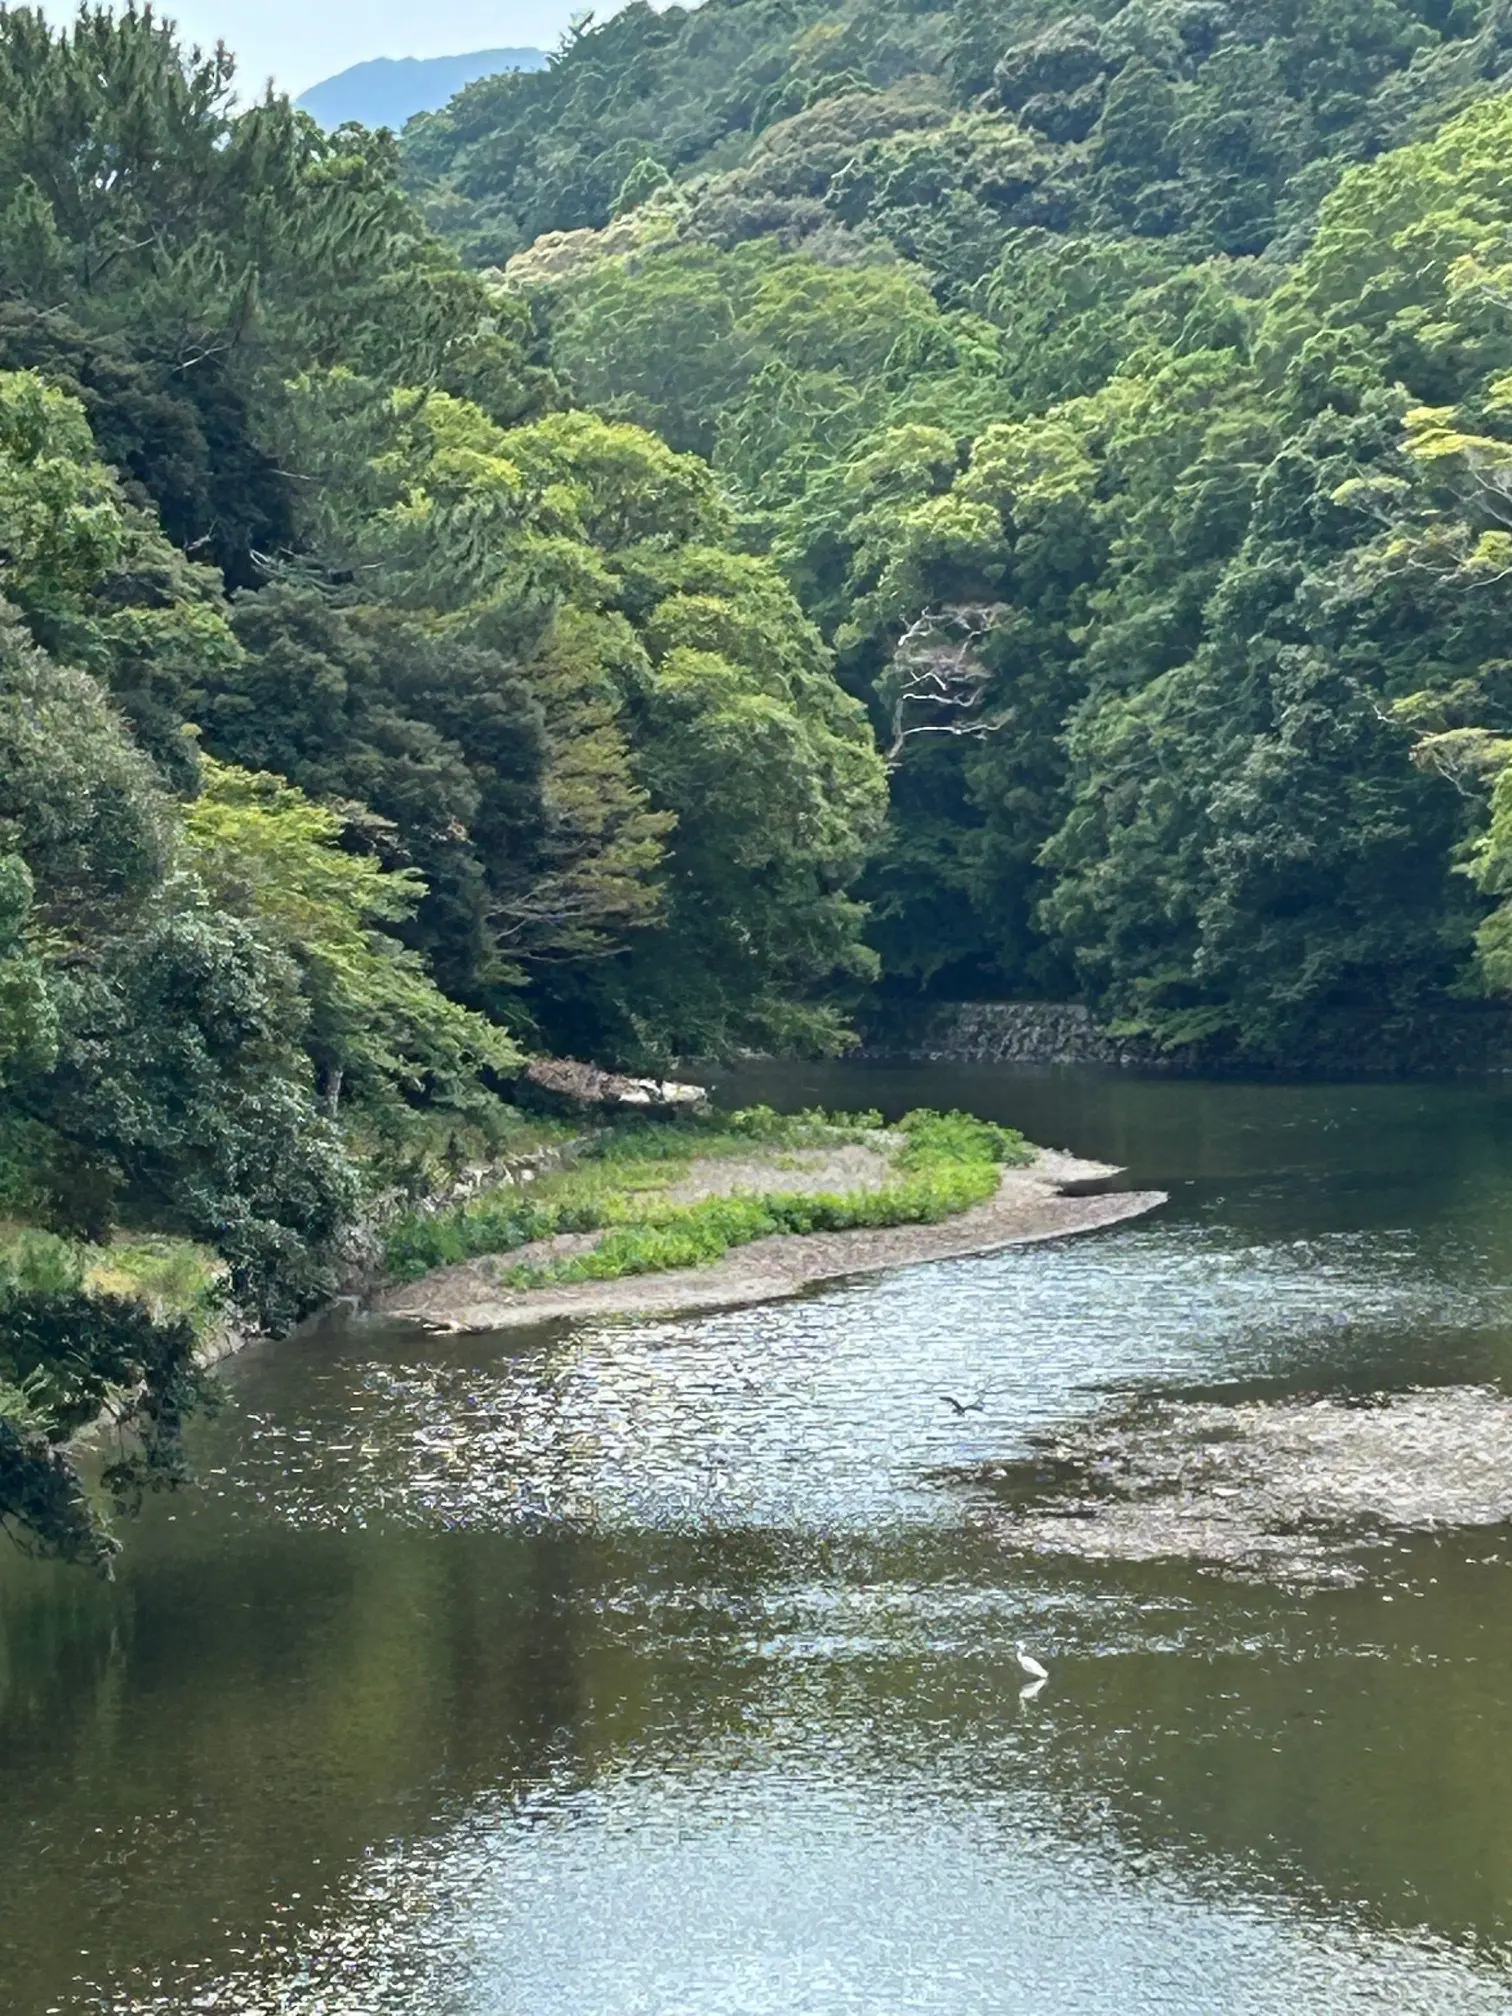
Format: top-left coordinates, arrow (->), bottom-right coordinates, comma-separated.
0,1224 -> 224,1330
383,1104 -> 1034,1288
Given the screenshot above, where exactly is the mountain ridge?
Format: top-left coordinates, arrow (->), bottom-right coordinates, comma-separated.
296,47 -> 546,131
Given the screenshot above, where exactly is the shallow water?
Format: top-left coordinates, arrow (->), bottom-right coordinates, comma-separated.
7,1068 -> 1512,2012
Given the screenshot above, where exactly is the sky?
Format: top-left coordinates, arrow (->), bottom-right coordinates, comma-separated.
34,1 -> 645,98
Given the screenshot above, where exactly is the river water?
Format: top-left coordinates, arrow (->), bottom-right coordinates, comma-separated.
7,1066 -> 1512,2013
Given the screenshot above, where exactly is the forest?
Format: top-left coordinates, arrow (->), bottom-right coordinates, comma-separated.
8,0 -> 1512,1551
405,0 -> 1512,1058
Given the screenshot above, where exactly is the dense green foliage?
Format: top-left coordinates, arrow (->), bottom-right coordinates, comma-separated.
402,0 -> 1512,1057
404,0 -> 1512,267
0,1229 -> 216,1570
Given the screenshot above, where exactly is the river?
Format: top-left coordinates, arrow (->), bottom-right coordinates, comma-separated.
6,1065 -> 1512,2013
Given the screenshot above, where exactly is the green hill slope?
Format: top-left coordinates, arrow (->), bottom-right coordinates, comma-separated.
403,0 -> 1512,266
404,0 -> 1512,1061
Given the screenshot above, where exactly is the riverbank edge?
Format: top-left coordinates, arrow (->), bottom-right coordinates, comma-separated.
374,1149 -> 1167,1334
69,1132 -> 592,1428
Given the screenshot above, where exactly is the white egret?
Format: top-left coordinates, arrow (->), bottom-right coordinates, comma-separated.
1015,1644 -> 1049,1681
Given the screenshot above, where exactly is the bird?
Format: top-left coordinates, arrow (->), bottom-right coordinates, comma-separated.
940,1392 -> 986,1416
1015,1643 -> 1049,1682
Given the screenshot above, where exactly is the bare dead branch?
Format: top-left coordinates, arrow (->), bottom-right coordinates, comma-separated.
883,603 -> 1011,767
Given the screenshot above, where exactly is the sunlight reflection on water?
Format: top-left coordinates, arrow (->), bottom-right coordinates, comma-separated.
17,1076 -> 1512,2015
105,1762 -> 1512,2016
227,1219 -> 1512,1538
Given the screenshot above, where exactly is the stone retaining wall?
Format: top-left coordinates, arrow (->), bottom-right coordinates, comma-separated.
857,999 -> 1512,1077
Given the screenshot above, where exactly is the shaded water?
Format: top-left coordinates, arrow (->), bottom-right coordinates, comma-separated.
7,1068 -> 1512,2011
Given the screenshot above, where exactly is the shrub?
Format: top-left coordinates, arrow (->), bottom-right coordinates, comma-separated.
896,1108 -> 1032,1169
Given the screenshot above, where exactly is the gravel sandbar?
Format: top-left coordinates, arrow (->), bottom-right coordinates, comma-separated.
377,1148 -> 1165,1334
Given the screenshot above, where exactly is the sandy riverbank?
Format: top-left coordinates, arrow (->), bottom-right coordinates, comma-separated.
375,1147 -> 1166,1334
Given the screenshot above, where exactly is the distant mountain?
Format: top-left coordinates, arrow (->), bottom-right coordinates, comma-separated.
296,48 -> 546,131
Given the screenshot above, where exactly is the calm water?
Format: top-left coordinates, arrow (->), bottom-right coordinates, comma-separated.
8,1067 -> 1512,2013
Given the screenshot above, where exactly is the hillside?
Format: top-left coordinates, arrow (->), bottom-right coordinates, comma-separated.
405,0 -> 1512,1057
296,46 -> 546,131
402,0 -> 1512,259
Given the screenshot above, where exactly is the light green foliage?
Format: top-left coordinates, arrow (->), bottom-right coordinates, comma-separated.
81,1234 -> 223,1327
384,1103 -> 1023,1286
497,1166 -> 1001,1288
183,758 -> 521,1123
894,1107 -> 1033,1169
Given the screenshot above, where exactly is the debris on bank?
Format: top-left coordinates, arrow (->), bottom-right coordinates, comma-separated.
518,1057 -> 709,1116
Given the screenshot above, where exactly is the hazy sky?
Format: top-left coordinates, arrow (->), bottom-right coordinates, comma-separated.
35,1 -> 642,98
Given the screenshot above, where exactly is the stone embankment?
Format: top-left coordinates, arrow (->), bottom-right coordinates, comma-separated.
857,999 -> 1512,1076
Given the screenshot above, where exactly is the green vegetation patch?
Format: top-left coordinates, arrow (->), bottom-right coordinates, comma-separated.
0,1227 -> 222,1569
384,1105 -> 1032,1287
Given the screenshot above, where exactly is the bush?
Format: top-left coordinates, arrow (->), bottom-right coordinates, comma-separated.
0,1277 -> 215,1567
896,1108 -> 1033,1169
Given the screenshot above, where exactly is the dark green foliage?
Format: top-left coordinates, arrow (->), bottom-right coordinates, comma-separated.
406,0 -> 1512,284
30,903 -> 357,1321
0,304 -> 294,590
207,585 -> 549,1007
0,3 -> 552,572
0,1242 -> 215,1569
0,606 -> 357,1321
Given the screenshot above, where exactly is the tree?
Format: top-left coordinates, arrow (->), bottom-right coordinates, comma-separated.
183,757 -> 521,1123
0,366 -> 240,783
0,1246 -> 213,1572
286,386 -> 888,1059
0,856 -> 54,1084
0,607 -> 356,1320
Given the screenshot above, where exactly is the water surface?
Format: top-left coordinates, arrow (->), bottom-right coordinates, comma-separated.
6,1068 -> 1512,2012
